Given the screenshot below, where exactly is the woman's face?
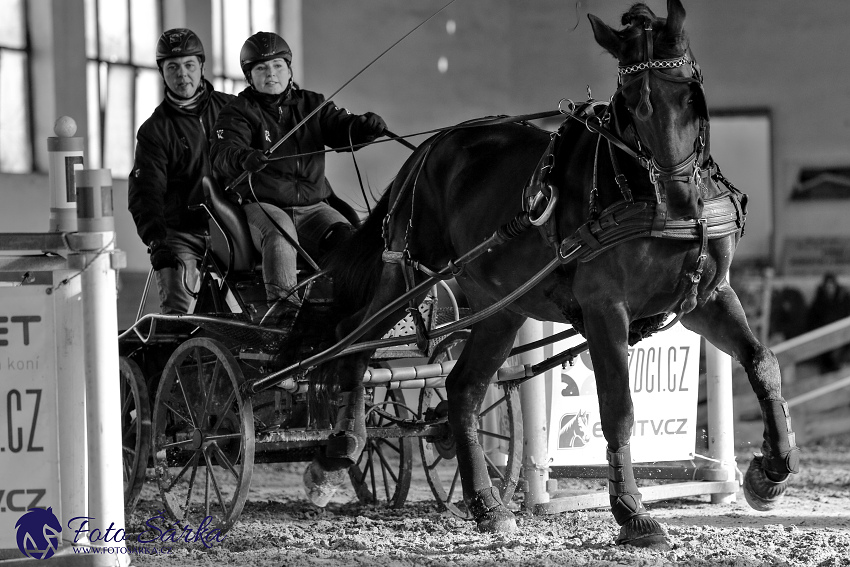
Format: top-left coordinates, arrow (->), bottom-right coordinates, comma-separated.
250,58 -> 291,95
162,56 -> 203,98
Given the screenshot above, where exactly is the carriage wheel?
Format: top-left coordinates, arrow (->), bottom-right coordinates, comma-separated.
348,387 -> 414,508
120,356 -> 150,510
151,337 -> 254,533
418,337 -> 523,519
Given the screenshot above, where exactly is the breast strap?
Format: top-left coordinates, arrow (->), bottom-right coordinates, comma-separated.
558,190 -> 746,264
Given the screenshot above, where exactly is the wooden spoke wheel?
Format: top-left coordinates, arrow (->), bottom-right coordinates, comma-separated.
151,337 -> 254,533
418,337 -> 523,519
348,387 -> 414,508
120,356 -> 151,510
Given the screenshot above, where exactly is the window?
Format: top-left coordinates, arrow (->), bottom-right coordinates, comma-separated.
84,0 -> 162,175
0,0 -> 32,173
210,0 -> 278,95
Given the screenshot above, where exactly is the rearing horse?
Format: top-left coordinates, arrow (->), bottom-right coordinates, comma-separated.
305,0 -> 800,548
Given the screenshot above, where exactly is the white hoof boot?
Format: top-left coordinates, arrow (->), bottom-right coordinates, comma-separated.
303,460 -> 347,507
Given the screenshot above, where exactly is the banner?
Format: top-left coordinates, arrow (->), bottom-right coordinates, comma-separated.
0,285 -> 60,548
547,323 -> 701,465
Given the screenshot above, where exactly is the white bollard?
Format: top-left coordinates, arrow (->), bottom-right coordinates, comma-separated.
47,116 -> 90,544
69,169 -> 127,565
47,116 -> 84,233
53,272 -> 88,545
516,320 -> 550,507
705,341 -> 737,504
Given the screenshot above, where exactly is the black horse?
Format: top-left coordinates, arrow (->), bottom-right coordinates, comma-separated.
304,0 -> 800,548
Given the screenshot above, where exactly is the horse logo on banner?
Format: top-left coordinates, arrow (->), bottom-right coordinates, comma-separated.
558,410 -> 591,448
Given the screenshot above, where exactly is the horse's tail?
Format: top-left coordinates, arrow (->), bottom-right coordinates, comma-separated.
324,189 -> 392,319
308,187 -> 392,425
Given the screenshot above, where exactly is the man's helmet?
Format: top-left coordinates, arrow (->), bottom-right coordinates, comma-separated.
240,31 -> 292,78
156,28 -> 205,65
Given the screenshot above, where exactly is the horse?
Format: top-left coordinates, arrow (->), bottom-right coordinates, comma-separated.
303,0 -> 800,548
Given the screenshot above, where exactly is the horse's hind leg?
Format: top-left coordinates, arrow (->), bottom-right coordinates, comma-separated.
580,301 -> 669,548
682,280 -> 801,510
304,262 -> 410,506
445,308 -> 525,533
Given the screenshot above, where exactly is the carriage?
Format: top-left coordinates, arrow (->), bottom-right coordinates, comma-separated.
116,174 -> 532,533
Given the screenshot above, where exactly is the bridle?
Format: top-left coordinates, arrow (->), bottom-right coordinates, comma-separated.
611,22 -> 708,192
569,21 -> 709,200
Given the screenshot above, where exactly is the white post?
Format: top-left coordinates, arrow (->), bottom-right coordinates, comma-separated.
517,320 -> 550,508
69,169 -> 127,565
53,273 -> 88,544
705,340 -> 737,504
48,116 -> 90,544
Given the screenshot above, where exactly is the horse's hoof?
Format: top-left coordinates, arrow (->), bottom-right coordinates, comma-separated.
467,486 -> 517,533
476,508 -> 517,533
743,454 -> 789,511
615,516 -> 670,549
303,460 -> 347,507
327,387 -> 367,463
325,431 -> 366,464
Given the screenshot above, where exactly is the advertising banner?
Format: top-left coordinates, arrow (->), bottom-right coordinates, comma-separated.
0,285 -> 60,549
547,323 -> 701,466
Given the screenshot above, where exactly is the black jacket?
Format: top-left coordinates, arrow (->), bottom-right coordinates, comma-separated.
129,79 -> 234,245
210,86 -> 373,208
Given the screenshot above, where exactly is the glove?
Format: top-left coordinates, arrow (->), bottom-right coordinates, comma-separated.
241,149 -> 269,173
225,190 -> 243,206
148,240 -> 179,271
358,112 -> 387,141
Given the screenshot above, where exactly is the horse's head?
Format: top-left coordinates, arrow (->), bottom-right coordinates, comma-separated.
588,0 -> 709,220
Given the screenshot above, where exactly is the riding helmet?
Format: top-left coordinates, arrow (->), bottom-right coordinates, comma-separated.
240,31 -> 292,79
156,28 -> 205,65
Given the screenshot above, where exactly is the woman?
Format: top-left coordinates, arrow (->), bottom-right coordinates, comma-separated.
210,31 -> 386,311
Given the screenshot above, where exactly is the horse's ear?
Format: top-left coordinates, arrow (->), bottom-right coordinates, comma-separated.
588,14 -> 621,58
666,0 -> 686,36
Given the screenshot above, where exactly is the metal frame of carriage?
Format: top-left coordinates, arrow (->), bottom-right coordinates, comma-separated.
116,174 -> 597,533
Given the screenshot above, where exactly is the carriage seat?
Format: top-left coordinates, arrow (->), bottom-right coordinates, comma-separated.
202,175 -> 259,275
201,175 -> 361,278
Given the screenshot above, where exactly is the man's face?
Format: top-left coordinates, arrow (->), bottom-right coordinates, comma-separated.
162,55 -> 202,98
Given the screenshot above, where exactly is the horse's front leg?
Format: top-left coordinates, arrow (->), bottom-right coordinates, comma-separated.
682,279 -> 800,510
582,302 -> 670,548
446,310 -> 525,533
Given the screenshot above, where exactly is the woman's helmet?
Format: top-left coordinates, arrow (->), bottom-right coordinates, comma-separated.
240,31 -> 292,79
156,28 -> 205,66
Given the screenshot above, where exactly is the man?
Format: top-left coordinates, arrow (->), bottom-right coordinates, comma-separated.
129,28 -> 234,313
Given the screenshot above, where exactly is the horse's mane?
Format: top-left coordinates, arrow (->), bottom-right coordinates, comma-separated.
619,3 -> 689,60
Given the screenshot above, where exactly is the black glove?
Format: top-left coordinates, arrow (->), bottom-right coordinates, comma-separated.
225,190 -> 243,206
358,112 -> 387,141
148,240 -> 179,271
241,149 -> 269,173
